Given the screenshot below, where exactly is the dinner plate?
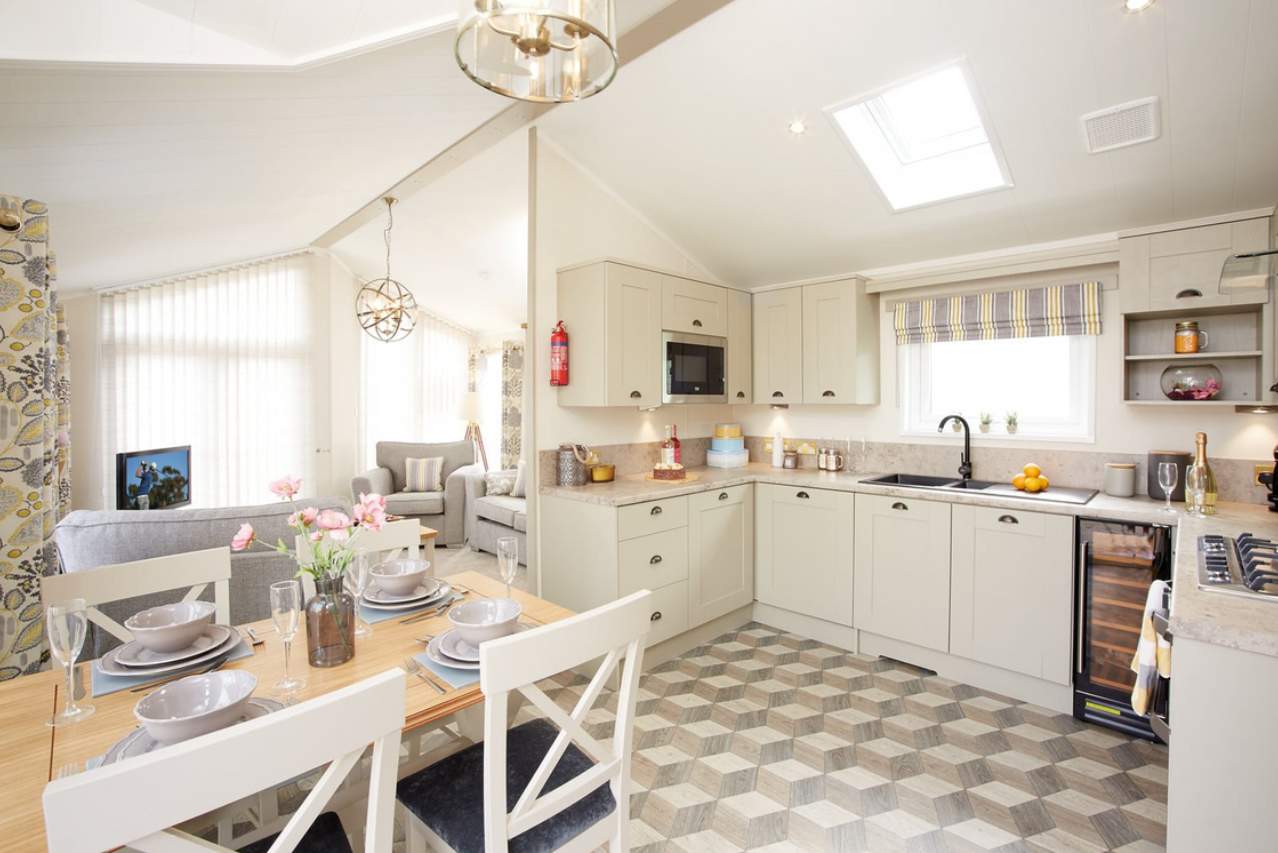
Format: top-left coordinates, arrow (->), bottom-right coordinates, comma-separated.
362,583 -> 453,612
426,623 -> 529,671
364,578 -> 443,605
114,625 -> 233,668
100,698 -> 284,765
438,629 -> 481,663
97,628 -> 239,677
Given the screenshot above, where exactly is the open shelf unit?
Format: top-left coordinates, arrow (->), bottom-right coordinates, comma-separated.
1122,304 -> 1269,404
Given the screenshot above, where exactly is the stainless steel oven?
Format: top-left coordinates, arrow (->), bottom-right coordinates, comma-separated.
663,331 -> 727,404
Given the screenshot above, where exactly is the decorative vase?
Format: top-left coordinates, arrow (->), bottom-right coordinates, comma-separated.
1160,363 -> 1223,401
979,423 -> 991,434
1006,422 -> 1018,435
305,576 -> 355,667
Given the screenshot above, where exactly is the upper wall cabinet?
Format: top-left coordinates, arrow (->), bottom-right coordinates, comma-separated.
557,262 -> 662,407
802,278 -> 880,405
727,289 -> 753,403
1119,215 -> 1271,313
663,277 -> 728,336
752,287 -> 804,404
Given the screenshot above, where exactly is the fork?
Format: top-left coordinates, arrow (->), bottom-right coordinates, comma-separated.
399,594 -> 464,625
402,657 -> 446,694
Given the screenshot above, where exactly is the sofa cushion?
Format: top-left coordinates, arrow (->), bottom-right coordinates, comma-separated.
384,491 -> 444,516
512,510 -> 527,533
376,441 -> 474,493
475,495 -> 525,528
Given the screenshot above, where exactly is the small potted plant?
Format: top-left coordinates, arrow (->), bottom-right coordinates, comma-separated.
1005,411 -> 1019,435
979,412 -> 992,434
951,414 -> 964,433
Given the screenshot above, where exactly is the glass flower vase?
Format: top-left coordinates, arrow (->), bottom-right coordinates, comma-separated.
305,576 -> 355,667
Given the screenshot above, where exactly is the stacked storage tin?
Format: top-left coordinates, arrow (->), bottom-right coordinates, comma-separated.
706,423 -> 748,468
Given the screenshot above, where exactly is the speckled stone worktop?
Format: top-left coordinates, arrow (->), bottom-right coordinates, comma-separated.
542,463 -> 1278,658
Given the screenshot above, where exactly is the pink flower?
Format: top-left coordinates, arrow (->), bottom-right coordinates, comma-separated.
353,493 -> 388,531
231,523 -> 255,552
316,509 -> 352,531
310,530 -> 324,541
287,507 -> 319,528
269,476 -> 302,499
327,528 -> 350,543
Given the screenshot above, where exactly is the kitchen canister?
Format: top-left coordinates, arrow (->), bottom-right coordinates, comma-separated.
1103,463 -> 1136,498
1147,450 -> 1190,501
556,443 -> 591,486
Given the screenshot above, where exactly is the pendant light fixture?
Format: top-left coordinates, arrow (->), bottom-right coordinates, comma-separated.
455,0 -> 618,103
356,197 -> 418,343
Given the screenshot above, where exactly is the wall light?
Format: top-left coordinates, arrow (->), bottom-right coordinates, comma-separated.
788,119 -> 807,135
1124,0 -> 1156,12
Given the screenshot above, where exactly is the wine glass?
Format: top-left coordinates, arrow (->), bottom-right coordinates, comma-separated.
346,553 -> 373,638
269,580 -> 306,693
46,598 -> 94,726
497,537 -> 519,600
1157,462 -> 1178,514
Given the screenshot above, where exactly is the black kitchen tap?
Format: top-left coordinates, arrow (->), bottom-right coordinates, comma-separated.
1260,444 -> 1278,513
937,414 -> 973,481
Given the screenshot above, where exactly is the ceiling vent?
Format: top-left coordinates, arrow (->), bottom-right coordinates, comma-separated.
1081,96 -> 1161,154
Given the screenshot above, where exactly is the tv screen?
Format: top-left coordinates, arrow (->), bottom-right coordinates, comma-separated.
116,446 -> 191,510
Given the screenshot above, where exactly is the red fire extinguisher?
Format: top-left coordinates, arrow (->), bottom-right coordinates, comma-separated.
550,321 -> 569,386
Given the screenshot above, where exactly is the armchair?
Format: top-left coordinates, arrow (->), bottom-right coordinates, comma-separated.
352,440 -> 479,546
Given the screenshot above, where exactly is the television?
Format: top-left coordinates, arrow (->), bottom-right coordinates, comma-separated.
115,445 -> 191,510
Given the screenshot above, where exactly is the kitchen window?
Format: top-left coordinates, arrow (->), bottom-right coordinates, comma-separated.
899,334 -> 1096,441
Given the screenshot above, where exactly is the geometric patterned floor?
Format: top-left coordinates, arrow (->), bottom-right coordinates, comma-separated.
533,622 -> 1168,853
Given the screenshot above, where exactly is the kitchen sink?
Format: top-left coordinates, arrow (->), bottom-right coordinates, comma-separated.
861,473 -> 1097,505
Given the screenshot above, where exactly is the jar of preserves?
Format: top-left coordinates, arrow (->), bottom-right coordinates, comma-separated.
1174,320 -> 1208,354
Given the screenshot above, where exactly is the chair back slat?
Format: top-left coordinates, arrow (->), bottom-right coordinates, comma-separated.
43,669 -> 405,853
40,548 -> 233,643
478,590 -> 653,853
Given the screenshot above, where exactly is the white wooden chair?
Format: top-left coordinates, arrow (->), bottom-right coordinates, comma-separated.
43,668 -> 405,853
298,518 -> 422,599
40,547 -> 231,646
395,590 -> 654,853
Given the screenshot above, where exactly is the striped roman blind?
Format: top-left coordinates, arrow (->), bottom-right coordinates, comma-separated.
893,281 -> 1102,345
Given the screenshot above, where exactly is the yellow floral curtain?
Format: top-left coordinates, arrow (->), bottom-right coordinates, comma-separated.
0,195 -> 71,680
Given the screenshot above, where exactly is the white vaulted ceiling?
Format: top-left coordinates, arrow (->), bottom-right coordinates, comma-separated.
537,0 -> 1278,288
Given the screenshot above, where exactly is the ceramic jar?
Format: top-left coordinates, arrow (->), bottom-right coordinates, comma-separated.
1103,463 -> 1136,498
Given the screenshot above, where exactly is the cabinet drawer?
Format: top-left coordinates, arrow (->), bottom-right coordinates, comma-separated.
620,528 -> 688,595
643,580 -> 689,647
960,504 -> 1057,536
663,277 -> 727,336
691,484 -> 749,510
618,496 -> 688,540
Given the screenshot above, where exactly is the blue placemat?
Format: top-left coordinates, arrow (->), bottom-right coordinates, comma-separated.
91,639 -> 254,697
360,589 -> 457,624
413,650 -> 480,689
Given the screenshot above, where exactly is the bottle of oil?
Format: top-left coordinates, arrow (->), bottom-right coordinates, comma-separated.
1184,431 -> 1218,516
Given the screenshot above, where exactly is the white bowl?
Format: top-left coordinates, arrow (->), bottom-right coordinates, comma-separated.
134,670 -> 257,743
370,558 -> 432,596
448,597 -> 522,646
125,601 -> 217,653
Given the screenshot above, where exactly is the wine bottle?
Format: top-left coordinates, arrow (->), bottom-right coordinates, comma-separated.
660,426 -> 675,466
671,424 -> 682,464
1184,431 -> 1218,516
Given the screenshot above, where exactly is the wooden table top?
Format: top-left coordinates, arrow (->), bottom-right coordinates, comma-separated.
0,570 -> 569,851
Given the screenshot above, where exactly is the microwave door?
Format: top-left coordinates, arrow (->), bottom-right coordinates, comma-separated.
663,333 -> 726,403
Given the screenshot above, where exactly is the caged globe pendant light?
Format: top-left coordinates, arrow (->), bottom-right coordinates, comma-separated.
356,197 -> 418,343
455,0 -> 618,103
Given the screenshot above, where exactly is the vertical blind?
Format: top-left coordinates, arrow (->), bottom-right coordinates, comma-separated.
360,312 -> 472,469
100,253 -> 318,507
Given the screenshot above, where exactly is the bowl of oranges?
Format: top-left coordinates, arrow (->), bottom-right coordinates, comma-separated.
1012,464 -> 1050,494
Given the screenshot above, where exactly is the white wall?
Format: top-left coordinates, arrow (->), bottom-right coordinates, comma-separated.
63,291 -> 101,511
532,135 -> 737,451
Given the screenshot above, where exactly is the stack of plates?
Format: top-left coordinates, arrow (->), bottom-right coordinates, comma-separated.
98,624 -> 240,678
422,624 -> 528,672
101,698 -> 284,765
362,578 -> 453,611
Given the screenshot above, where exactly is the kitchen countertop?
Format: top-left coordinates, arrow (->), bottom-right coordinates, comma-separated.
542,463 -> 1278,658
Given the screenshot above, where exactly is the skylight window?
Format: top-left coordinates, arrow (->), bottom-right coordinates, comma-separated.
827,63 -> 1012,210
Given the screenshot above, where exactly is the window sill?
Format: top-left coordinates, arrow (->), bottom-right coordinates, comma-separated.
900,429 -> 1096,445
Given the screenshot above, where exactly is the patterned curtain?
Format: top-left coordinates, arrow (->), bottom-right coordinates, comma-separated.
500,341 -> 524,470
894,281 -> 1102,345
0,195 -> 71,681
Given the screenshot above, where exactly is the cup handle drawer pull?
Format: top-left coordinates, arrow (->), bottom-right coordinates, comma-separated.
719,492 -> 729,500
650,505 -> 663,516
736,390 -> 746,398
1176,288 -> 1203,299
692,319 -> 703,327
796,491 -> 810,499
650,611 -> 663,622
771,391 -> 783,398
630,390 -> 642,398
891,501 -> 908,511
650,554 -> 663,565
998,514 -> 1019,524
822,390 -> 835,397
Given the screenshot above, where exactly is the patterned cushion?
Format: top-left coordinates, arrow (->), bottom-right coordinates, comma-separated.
485,471 -> 516,496
240,811 -> 352,853
404,457 -> 443,492
397,718 -> 615,853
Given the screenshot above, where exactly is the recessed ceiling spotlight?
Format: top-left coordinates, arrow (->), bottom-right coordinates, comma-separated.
788,119 -> 807,135
1124,0 -> 1156,12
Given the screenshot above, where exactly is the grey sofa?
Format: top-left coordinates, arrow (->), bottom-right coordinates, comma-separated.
464,469 -> 527,565
351,440 -> 479,547
54,497 -> 346,656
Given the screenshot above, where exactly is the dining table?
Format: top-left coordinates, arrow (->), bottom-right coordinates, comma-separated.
0,570 -> 571,851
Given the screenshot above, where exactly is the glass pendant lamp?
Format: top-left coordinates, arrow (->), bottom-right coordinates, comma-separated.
455,0 -> 618,103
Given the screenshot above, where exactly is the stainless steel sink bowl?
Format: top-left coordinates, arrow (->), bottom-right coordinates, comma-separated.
861,473 -> 958,488
860,473 -> 1097,505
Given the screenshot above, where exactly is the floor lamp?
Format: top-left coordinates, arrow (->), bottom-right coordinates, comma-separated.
460,390 -> 488,471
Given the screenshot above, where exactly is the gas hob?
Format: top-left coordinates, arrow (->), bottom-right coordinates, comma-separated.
1197,533 -> 1278,599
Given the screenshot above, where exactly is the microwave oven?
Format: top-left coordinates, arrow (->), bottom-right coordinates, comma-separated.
663,331 -> 727,404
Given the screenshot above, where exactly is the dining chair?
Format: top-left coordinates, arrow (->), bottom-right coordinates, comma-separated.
297,518 -> 422,599
40,546 -> 231,646
395,589 -> 654,853
42,668 -> 405,853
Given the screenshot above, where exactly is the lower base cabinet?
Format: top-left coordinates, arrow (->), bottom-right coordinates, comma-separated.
854,493 -> 952,651
755,483 -> 854,626
688,485 -> 754,625
950,504 -> 1073,684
